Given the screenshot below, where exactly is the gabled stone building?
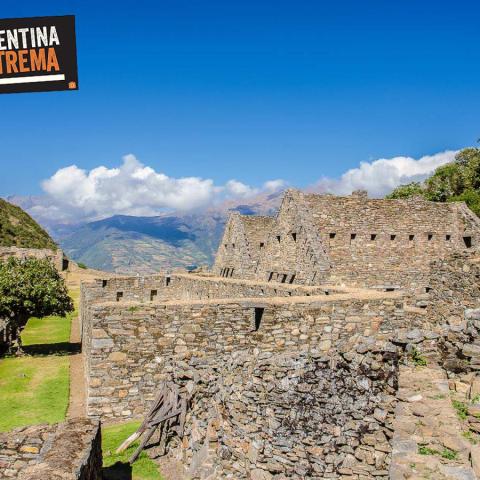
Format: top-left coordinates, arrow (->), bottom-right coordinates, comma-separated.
214,189 -> 480,291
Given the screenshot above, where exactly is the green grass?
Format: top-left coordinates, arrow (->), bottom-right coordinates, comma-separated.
0,355 -> 69,431
102,421 -> 163,480
0,289 -> 78,431
410,347 -> 427,367
463,430 -> 480,444
441,448 -> 458,460
22,313 -> 72,346
418,445 -> 438,456
452,400 -> 469,420
418,445 -> 458,461
21,287 -> 79,347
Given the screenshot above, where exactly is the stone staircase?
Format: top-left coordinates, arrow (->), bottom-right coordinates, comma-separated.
390,365 -> 479,480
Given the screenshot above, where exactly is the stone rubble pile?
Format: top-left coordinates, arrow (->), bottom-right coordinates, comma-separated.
138,309 -> 480,479
154,338 -> 401,480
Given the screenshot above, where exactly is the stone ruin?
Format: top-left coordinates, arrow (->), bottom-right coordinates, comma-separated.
0,419 -> 101,479
0,189 -> 474,479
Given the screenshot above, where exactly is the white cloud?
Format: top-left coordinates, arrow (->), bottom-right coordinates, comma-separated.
36,149 -> 458,223
263,179 -> 287,192
310,150 -> 457,197
41,154 -> 285,222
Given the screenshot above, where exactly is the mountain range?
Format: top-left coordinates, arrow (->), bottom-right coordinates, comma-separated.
7,192 -> 283,274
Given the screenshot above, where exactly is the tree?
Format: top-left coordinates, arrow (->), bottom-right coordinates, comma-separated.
386,182 -> 424,199
0,257 -> 73,353
386,147 -> 480,216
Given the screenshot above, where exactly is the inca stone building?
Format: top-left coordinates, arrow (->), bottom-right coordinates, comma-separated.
214,189 -> 479,290
80,190 -> 480,479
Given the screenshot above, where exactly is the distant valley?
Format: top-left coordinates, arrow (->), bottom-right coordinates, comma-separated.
9,192 -> 283,274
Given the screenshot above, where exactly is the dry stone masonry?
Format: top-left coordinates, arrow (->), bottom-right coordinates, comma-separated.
77,190 -> 480,479
215,190 -> 480,291
0,419 -> 101,480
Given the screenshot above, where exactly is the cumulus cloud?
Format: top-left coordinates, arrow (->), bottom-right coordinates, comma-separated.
40,154 -> 286,222
310,150 -> 457,197
36,149 -> 457,223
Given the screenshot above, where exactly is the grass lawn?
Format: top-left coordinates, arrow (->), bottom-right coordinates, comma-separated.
0,355 -> 69,431
102,421 -> 163,480
21,287 -> 79,347
21,313 -> 72,346
0,288 -> 78,432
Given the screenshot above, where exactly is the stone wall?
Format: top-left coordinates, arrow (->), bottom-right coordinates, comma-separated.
305,192 -> 480,290
213,189 -> 480,291
165,340 -> 398,480
213,213 -> 275,279
0,246 -> 69,271
0,318 -> 9,355
81,289 -> 411,420
426,248 -> 480,325
0,418 -> 101,479
256,190 -> 331,285
80,273 -> 336,310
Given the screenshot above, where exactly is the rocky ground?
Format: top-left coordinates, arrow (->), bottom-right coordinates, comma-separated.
391,365 -> 480,479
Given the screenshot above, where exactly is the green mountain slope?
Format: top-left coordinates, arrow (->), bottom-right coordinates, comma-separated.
0,198 -> 56,250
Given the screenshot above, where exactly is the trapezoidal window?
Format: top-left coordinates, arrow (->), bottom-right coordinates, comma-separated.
428,234 -> 433,241
350,233 -> 357,242
259,242 -> 265,248
464,236 -> 472,248
150,289 -> 158,301
329,233 -> 336,239
390,234 -> 396,241
116,291 -> 123,302
291,233 -> 297,242
254,308 -> 264,330
102,280 -> 107,288
232,243 -> 235,248
276,235 -> 281,243
446,234 -> 451,241
409,235 -> 415,241
165,276 -> 171,286
370,234 -> 377,241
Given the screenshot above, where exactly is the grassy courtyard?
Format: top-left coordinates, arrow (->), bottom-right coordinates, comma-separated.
0,289 -> 78,431
0,354 -> 69,431
103,421 -> 163,480
0,292 -> 76,432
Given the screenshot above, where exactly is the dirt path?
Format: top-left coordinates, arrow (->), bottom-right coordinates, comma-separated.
67,314 -> 86,418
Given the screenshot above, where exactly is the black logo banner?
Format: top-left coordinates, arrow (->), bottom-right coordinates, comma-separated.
0,15 -> 78,94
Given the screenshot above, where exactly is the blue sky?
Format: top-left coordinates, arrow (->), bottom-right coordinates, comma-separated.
0,0 -> 479,199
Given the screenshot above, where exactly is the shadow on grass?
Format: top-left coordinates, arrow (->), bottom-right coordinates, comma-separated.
23,341 -> 81,356
103,462 -> 133,480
